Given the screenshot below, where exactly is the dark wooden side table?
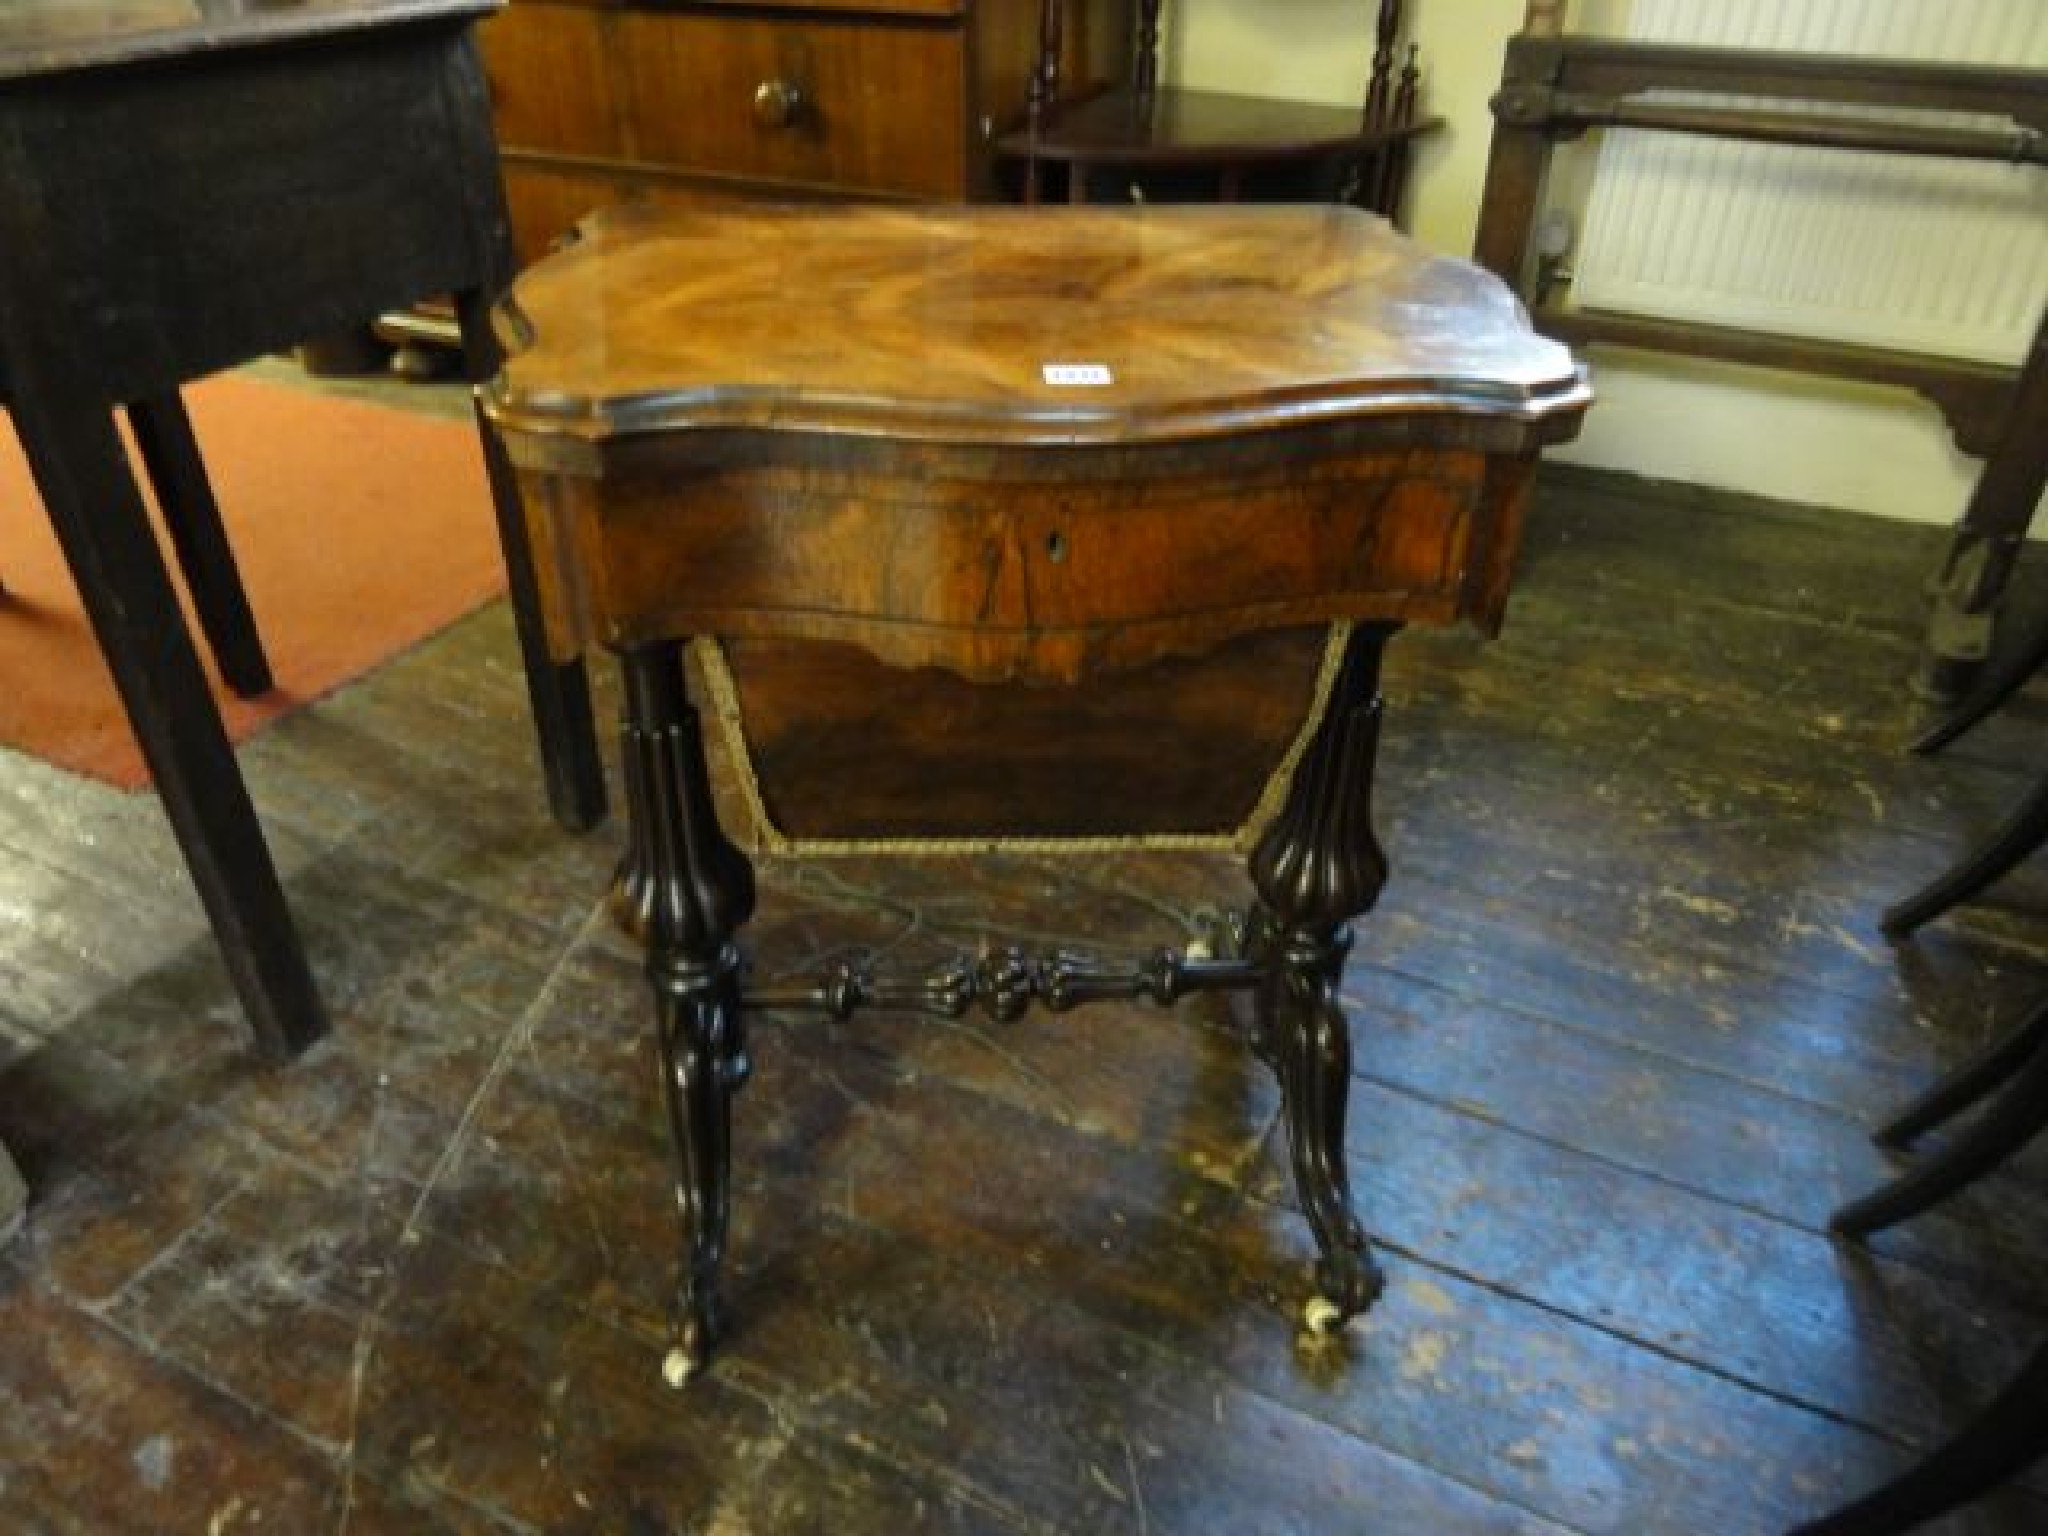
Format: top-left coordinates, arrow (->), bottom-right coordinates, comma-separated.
483,204 -> 1590,1381
0,0 -> 607,1059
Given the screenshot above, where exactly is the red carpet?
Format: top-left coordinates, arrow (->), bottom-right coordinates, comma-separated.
0,373 -> 505,788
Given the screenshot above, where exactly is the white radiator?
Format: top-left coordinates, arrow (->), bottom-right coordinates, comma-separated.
1570,0 -> 2048,367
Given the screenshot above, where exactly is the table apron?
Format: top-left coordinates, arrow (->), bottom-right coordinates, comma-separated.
0,21 -> 500,401
513,438 -> 1537,682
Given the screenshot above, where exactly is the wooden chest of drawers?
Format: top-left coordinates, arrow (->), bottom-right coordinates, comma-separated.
478,0 -> 1127,266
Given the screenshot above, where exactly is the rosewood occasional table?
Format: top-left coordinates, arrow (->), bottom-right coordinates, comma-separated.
0,0 -> 606,1059
483,204 -> 1591,1381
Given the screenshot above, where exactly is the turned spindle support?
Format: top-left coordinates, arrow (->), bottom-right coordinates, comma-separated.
615,641 -> 756,1385
1246,621 -> 1396,1329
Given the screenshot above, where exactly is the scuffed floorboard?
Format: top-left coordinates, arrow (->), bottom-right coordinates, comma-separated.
3,436 -> 2047,1533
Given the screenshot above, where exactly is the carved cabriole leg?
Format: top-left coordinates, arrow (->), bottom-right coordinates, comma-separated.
1247,622 -> 1397,1332
614,642 -> 756,1385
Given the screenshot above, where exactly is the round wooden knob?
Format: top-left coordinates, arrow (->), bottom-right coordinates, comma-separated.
752,79 -> 804,130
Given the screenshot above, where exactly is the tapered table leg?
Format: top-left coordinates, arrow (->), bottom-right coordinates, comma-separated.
127,391 -> 273,698
615,641 -> 755,1383
455,282 -> 607,833
442,31 -> 606,835
11,396 -> 325,1058
1247,621 -> 1397,1330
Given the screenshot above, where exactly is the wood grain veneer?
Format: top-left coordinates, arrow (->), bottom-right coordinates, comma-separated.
477,0 -> 1117,265
489,204 -> 1588,451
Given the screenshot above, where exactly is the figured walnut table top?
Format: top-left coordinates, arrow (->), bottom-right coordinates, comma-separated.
485,203 -> 1590,452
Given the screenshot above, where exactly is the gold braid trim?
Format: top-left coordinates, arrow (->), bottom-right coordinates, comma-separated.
691,621 -> 1350,860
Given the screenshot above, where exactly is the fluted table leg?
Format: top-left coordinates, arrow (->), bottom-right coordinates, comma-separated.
615,641 -> 756,1385
1247,621 -> 1397,1330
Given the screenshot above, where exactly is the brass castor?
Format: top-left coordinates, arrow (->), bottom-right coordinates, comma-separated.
1303,1295 -> 1347,1336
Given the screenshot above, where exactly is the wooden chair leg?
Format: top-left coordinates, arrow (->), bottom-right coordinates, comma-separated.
127,391 -> 273,698
1830,1034 -> 2048,1238
1814,1000 -> 2048,1529
1874,993 -> 2048,1150
1912,606 -> 2048,754
1788,1343 -> 2048,1536
1917,306 -> 2048,701
1881,770 -> 2048,938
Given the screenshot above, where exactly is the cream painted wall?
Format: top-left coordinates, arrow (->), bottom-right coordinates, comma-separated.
1170,0 -> 2016,528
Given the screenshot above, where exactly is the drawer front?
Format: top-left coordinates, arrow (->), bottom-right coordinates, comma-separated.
480,4 -> 623,161
613,10 -> 969,197
521,442 -> 1487,684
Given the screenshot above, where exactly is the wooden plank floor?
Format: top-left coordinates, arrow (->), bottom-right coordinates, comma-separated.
3,387 -> 2047,1532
